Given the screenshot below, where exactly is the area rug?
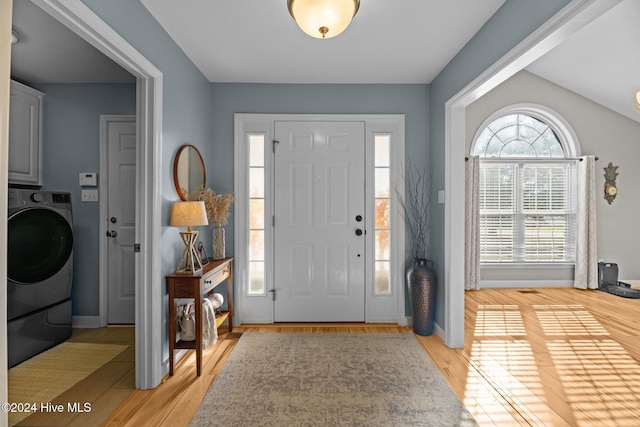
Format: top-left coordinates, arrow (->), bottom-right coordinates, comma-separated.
190,333 -> 476,426
8,342 -> 127,426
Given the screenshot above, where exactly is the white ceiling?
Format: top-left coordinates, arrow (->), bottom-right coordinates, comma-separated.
139,0 -> 507,84
9,0 -> 640,124
526,0 -> 640,124
10,0 -> 134,84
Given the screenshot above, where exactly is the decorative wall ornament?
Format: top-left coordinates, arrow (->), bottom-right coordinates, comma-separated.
603,162 -> 618,204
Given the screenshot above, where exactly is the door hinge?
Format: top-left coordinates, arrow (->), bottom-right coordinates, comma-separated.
134,243 -> 140,253
272,215 -> 275,227
272,139 -> 279,153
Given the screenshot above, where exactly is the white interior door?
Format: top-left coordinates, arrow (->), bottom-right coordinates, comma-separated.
106,117 -> 136,324
274,121 -> 365,321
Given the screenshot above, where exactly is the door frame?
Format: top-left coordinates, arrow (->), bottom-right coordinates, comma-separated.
30,0 -> 164,389
1,0 -> 13,415
234,114 -> 406,325
99,115 -> 136,325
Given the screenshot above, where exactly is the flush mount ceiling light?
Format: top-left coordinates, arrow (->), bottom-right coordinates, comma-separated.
287,0 -> 360,39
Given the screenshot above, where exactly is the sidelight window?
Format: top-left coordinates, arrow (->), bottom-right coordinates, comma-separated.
374,134 -> 391,294
248,134 -> 266,294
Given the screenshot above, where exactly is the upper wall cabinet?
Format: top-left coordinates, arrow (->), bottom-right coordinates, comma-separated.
9,80 -> 44,186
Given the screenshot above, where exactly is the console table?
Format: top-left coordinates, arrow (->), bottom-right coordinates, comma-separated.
166,257 -> 233,376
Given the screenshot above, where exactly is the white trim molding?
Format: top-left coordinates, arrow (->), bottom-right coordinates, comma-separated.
0,1 -> 13,421
481,280 -> 574,289
32,0 -> 164,389
234,114 -> 406,326
443,0 -> 622,348
72,316 -> 104,329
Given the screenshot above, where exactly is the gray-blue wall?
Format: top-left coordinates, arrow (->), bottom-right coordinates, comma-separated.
429,0 -> 573,327
76,0 -> 574,349
35,83 -> 136,316
210,83 -> 430,313
37,80 -> 430,317
80,0 -> 212,361
80,0 -> 213,217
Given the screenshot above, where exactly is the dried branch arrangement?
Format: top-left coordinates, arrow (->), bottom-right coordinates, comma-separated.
396,162 -> 432,260
203,188 -> 236,227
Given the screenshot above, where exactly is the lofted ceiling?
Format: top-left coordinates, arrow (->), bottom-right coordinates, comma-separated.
526,0 -> 640,124
8,0 -> 639,123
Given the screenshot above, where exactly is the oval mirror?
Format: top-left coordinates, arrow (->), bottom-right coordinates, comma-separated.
173,144 -> 206,201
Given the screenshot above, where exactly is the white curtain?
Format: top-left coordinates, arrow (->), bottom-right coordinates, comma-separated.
574,155 -> 598,289
465,156 -> 481,291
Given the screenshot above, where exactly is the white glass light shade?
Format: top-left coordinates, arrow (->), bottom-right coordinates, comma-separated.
288,0 -> 359,39
170,201 -> 208,228
636,90 -> 640,110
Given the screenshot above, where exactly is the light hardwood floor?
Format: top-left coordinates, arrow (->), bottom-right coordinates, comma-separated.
418,288 -> 640,426
13,326 -> 135,427
11,288 -> 640,426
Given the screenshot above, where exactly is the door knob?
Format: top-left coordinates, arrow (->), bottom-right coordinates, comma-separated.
110,217 -> 117,223
355,228 -> 363,236
355,215 -> 363,222
107,230 -> 118,237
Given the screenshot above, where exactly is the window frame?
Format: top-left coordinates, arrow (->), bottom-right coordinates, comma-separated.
470,104 -> 581,266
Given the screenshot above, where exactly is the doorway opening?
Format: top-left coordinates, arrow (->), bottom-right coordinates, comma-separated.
29,0 -> 164,389
444,0 -> 621,348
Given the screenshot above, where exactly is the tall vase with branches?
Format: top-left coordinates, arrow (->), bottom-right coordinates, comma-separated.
397,162 -> 436,336
203,189 -> 235,260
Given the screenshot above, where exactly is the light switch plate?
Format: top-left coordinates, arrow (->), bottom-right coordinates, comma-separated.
81,189 -> 99,202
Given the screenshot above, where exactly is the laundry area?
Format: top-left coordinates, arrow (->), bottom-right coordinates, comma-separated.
7,0 -> 136,373
7,189 -> 73,367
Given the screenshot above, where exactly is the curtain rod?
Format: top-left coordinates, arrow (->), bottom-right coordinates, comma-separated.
465,156 -> 599,162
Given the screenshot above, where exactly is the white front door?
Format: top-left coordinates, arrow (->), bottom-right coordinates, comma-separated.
274,121 -> 366,321
106,117 -> 136,324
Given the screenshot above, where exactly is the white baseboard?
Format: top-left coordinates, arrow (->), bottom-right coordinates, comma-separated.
406,316 -> 445,343
480,280 -> 573,289
72,316 -> 104,328
434,322 -> 445,341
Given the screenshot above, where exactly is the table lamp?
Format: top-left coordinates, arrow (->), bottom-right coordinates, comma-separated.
170,201 -> 209,274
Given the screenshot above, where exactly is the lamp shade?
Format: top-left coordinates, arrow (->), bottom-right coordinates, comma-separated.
288,0 -> 359,39
170,201 -> 208,227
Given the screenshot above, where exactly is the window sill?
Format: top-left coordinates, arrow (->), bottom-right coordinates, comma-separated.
481,263 -> 575,269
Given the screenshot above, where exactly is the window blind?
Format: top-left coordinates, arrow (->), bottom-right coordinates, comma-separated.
479,161 -> 576,263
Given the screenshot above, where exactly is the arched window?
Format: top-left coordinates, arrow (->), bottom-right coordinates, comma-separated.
471,106 -> 579,264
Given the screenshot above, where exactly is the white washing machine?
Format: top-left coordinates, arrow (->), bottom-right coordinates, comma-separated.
7,189 -> 73,367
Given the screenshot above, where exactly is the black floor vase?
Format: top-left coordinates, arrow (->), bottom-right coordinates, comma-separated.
407,258 -> 437,336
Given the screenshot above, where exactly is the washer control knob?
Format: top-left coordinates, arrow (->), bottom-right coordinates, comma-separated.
31,193 -> 44,203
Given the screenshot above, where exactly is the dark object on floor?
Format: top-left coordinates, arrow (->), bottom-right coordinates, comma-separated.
597,262 -> 640,299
